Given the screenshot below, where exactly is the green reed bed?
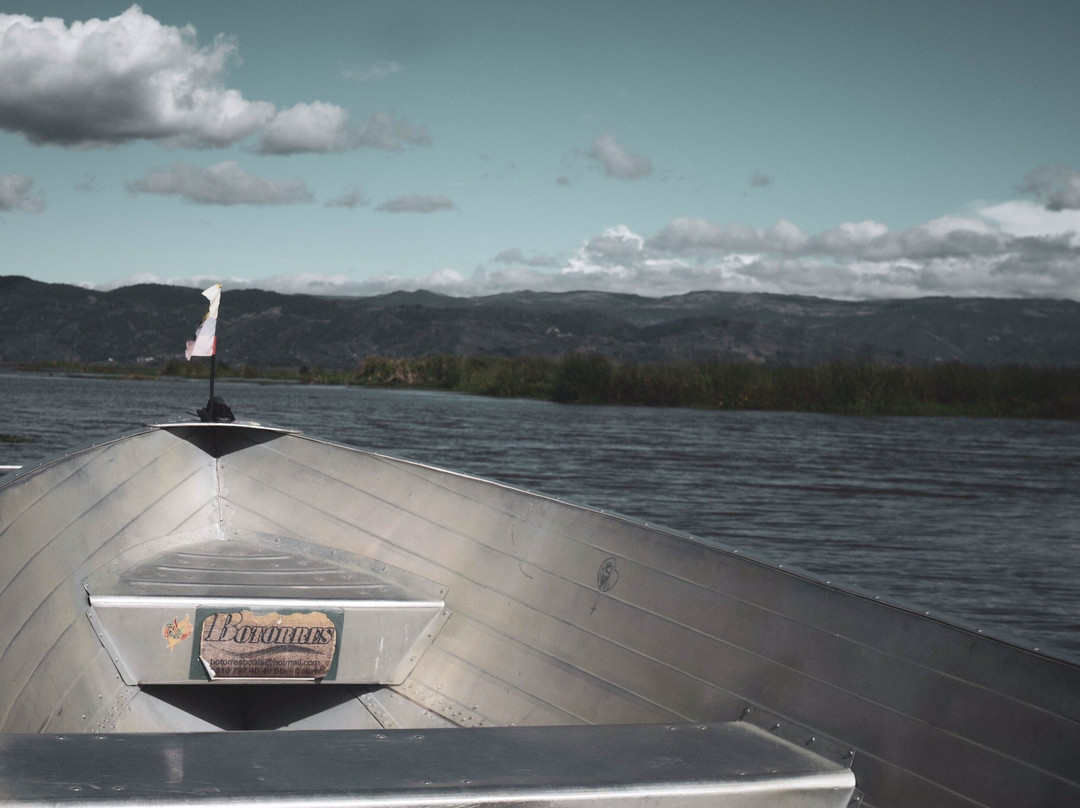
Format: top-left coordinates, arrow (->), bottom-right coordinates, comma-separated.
348,355 -> 1080,419
8,356 -> 1079,418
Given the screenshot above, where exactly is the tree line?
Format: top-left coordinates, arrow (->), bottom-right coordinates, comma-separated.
10,355 -> 1080,419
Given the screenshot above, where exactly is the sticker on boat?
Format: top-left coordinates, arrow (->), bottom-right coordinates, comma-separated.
162,615 -> 193,650
191,609 -> 341,680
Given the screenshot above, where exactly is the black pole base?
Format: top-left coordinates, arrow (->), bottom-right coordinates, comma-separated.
197,396 -> 235,423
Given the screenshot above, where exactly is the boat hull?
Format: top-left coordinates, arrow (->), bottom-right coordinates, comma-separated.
1,422 -> 1077,807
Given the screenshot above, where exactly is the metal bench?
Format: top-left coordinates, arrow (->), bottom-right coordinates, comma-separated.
84,532 -> 450,685
0,721 -> 857,807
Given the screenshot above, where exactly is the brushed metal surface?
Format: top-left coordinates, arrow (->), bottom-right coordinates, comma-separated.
0,722 -> 857,807
0,427 -> 217,733
359,688 -> 455,730
85,535 -> 450,685
1,421 -> 1078,808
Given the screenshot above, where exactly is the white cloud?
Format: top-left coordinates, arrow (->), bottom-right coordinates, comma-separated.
492,248 -> 560,267
324,183 -> 370,209
648,216 -> 1018,263
89,159 -> 1080,301
0,174 -> 45,212
258,107 -> 431,155
578,224 -> 646,269
93,201 -> 1080,300
588,132 -> 653,179
126,161 -> 313,206
0,7 -> 431,155
826,219 -> 890,243
648,218 -> 809,254
425,269 -> 466,288
979,200 -> 1080,241
640,213 -> 1079,298
457,209 -> 1079,299
375,194 -> 454,213
0,6 -> 273,147
258,102 -> 352,155
919,215 -> 995,237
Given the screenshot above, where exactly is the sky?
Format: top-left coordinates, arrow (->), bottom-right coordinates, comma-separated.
1,0 -> 1079,300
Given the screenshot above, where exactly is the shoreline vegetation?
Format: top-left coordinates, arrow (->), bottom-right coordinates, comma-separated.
4,356 -> 1079,420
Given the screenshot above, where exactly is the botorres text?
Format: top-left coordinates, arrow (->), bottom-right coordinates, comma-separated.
193,609 -> 341,680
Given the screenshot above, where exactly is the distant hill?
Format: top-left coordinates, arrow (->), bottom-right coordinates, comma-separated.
1,275 -> 1077,368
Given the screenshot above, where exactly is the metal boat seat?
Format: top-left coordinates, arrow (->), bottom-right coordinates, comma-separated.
83,530 -> 450,686
0,721 -> 858,807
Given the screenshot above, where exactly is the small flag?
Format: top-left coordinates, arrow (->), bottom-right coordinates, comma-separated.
185,284 -> 222,360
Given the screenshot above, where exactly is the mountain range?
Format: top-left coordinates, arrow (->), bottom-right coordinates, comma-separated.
1,275 -> 1077,368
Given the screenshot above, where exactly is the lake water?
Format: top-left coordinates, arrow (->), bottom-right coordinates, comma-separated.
3,371 -> 1079,662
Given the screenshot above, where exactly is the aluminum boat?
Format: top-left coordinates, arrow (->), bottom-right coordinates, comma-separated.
0,419 -> 1077,808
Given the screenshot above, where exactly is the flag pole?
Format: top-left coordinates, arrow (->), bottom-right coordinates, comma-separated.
186,284 -> 233,422
208,353 -> 216,410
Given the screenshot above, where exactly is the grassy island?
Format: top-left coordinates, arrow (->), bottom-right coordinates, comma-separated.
347,355 -> 1080,419
6,355 -> 1080,420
